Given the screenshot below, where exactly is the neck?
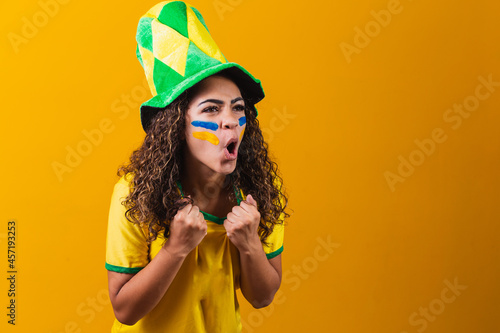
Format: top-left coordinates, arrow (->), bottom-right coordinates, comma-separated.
180,153 -> 230,206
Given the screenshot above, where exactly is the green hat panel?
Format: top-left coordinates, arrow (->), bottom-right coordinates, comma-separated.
184,42 -> 223,78
157,1 -> 189,38
136,17 -> 154,52
152,58 -> 185,96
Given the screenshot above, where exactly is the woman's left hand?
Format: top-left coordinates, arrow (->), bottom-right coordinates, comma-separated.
224,194 -> 261,252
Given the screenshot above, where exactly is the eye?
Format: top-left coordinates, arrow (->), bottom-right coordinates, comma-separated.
233,104 -> 245,112
202,105 -> 219,113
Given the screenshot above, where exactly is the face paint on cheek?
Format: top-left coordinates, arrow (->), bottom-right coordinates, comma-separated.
193,131 -> 220,145
238,116 -> 246,126
191,120 -> 218,131
238,117 -> 246,140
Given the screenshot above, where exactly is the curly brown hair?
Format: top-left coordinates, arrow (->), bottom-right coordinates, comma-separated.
117,76 -> 289,245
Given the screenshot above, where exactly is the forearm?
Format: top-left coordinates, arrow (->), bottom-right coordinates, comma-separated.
239,238 -> 281,308
109,241 -> 187,325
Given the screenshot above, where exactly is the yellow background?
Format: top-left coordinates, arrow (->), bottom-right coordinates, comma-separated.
1,0 -> 499,332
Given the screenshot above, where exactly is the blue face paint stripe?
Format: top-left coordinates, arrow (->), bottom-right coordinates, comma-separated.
191,121 -> 218,131
238,116 -> 246,126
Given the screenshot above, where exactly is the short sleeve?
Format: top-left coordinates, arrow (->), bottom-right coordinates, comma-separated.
105,176 -> 150,274
262,217 -> 284,259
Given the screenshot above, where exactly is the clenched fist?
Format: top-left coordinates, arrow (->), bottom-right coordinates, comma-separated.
224,194 -> 261,252
166,202 -> 207,257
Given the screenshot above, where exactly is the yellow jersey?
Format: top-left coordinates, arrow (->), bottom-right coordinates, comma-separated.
105,174 -> 284,332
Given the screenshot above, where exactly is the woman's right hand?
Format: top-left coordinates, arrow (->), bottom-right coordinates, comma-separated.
164,203 -> 207,257
109,201 -> 206,326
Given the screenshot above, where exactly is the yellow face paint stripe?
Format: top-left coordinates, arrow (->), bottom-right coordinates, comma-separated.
193,131 -> 219,145
239,128 -> 245,141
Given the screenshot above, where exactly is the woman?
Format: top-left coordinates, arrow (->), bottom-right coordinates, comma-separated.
105,2 -> 288,332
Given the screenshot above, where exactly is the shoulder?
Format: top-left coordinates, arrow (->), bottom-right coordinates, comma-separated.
107,173 -> 149,240
111,173 -> 135,197
116,172 -> 135,188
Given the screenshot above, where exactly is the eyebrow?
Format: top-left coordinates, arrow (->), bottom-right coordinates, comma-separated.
198,97 -> 244,107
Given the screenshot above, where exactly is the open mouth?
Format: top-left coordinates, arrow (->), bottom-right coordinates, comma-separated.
227,142 -> 236,154
224,139 -> 238,160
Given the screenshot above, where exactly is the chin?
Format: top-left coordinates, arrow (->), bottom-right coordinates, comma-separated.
217,161 -> 237,175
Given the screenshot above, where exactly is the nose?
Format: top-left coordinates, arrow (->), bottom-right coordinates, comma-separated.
221,111 -> 238,130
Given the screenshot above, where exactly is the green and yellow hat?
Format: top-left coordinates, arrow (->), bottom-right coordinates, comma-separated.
136,1 -> 265,131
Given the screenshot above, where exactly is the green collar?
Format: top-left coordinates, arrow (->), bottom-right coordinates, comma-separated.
175,180 -> 243,225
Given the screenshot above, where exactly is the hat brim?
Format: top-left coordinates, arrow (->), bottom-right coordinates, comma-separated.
140,62 -> 264,132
